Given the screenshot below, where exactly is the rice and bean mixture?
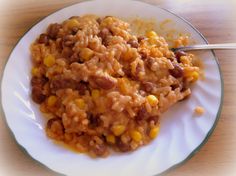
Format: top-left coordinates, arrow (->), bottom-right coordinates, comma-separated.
30,15 -> 200,157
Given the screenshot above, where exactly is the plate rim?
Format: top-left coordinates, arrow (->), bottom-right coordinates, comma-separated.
0,0 -> 224,176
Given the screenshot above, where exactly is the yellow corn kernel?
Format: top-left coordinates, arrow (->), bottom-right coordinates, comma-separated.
146,95 -> 158,106
148,37 -> 157,45
183,68 -> 192,77
148,36 -> 161,46
182,36 -> 189,46
130,130 -> 142,142
194,106 -> 205,115
106,134 -> 115,144
79,48 -> 94,61
119,78 -> 130,94
146,31 -> 157,38
174,39 -> 182,48
47,96 -> 57,106
122,47 -> 135,61
43,55 -> 55,67
66,19 -> 80,29
149,126 -> 160,139
180,56 -> 190,65
191,71 -> 199,82
31,67 -> 40,76
75,98 -> 86,109
92,89 -> 100,99
150,47 -> 163,57
112,125 -> 125,136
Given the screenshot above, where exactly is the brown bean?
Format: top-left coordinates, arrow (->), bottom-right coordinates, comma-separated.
175,50 -> 187,62
98,28 -> 110,39
137,36 -> 145,43
145,56 -> 155,69
70,52 -> 80,63
50,76 -> 77,91
96,17 -> 102,24
38,34 -> 49,45
131,62 -> 144,81
134,62 -> 144,77
62,35 -> 74,47
167,57 -> 177,62
31,86 -> 46,104
148,115 -> 160,124
88,114 -> 102,128
135,106 -> 149,121
171,83 -> 182,90
98,28 -> 111,46
47,117 -> 64,135
169,63 -> 184,78
127,39 -> 139,48
141,81 -> 155,93
62,47 -> 73,58
92,144 -> 107,156
71,27 -> 79,35
69,16 -> 80,20
116,138 -> 130,152
90,74 -> 117,90
47,23 -> 61,39
139,50 -> 148,60
47,117 -> 63,128
31,76 -> 48,87
76,81 -> 88,95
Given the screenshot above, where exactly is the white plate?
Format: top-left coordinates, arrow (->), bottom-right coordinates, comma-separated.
1,0 -> 223,176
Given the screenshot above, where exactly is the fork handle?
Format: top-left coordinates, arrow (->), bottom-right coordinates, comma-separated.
174,43 -> 236,51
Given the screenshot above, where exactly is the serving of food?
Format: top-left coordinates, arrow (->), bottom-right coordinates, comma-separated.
30,15 -> 201,157
1,0 -> 222,175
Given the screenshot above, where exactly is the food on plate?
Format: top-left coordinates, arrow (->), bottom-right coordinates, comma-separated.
194,106 -> 205,115
30,15 -> 201,157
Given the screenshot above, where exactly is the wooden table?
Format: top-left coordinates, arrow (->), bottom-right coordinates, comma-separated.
0,0 -> 235,175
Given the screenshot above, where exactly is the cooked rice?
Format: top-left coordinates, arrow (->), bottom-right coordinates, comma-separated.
30,15 -> 201,157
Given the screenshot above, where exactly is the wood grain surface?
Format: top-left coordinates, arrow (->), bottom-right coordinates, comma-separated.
0,0 -> 236,175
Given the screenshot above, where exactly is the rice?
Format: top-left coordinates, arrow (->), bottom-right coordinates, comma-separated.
30,15 -> 201,157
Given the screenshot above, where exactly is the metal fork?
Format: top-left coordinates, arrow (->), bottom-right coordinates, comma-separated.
172,43 -> 236,52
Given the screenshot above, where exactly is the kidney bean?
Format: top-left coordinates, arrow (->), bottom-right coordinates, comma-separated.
62,47 -> 73,58
135,106 -> 149,121
96,17 -> 102,24
127,39 -> 139,48
148,115 -> 160,124
137,36 -> 145,43
47,23 -> 61,39
90,74 -> 117,90
169,63 -> 184,78
47,117 -> 64,135
62,35 -> 74,47
141,81 -> 155,93
50,76 -> 77,91
31,86 -> 46,104
69,16 -> 80,20
38,34 -> 49,45
175,50 -> 187,62
139,50 -> 148,60
116,138 -> 130,152
76,81 -> 88,95
31,76 -> 48,87
92,144 -> 107,156
145,56 -> 155,69
88,114 -> 102,128
47,117 -> 63,128
98,28 -> 111,46
71,27 -> 79,35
